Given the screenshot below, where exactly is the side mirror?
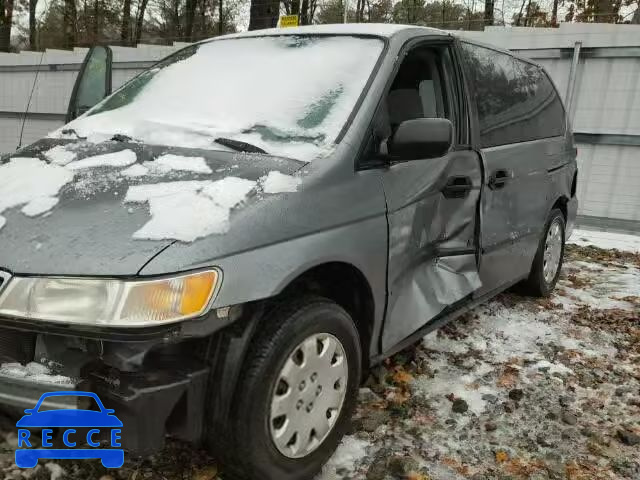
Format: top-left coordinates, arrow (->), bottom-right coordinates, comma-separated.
66,46 -> 113,122
388,118 -> 453,161
23,409 -> 34,415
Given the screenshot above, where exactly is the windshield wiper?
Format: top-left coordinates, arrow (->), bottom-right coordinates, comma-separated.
60,128 -> 85,139
110,133 -> 143,143
214,137 -> 267,154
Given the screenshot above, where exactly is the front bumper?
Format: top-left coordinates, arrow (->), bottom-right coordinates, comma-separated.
0,328 -> 210,456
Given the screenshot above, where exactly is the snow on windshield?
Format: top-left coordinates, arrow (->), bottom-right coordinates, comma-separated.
54,36 -> 384,161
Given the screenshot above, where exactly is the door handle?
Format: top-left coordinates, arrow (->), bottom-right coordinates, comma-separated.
488,169 -> 510,190
442,175 -> 473,198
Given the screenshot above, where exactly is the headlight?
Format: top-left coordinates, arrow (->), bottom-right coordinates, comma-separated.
0,270 -> 219,327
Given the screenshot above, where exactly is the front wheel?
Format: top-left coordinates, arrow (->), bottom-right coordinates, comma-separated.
522,208 -> 566,297
214,296 -> 362,480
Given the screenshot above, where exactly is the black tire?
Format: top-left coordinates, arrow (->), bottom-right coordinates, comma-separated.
213,296 -> 362,480
522,208 -> 566,297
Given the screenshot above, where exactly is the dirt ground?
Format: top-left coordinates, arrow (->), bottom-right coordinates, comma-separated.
1,243 -> 639,480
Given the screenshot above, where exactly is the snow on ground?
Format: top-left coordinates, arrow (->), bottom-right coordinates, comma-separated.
569,228 -> 640,253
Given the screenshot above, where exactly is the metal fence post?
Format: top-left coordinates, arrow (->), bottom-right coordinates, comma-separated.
565,41 -> 582,123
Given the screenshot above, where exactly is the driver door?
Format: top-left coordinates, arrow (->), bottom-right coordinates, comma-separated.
375,40 -> 483,352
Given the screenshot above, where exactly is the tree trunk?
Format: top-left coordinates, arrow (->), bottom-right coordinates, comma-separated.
218,0 -> 223,33
523,0 -> 532,26
93,0 -> 99,43
550,0 -> 558,26
484,0 -> 494,26
134,0 -> 148,44
290,0 -> 300,15
121,0 -> 131,44
63,0 -> 76,48
515,0 -> 526,25
632,2 -> 640,23
0,0 -> 14,52
248,0 -> 279,30
300,0 -> 309,24
28,0 -> 38,49
185,0 -> 196,41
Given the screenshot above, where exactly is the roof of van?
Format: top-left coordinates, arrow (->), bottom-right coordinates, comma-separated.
215,23 -> 451,40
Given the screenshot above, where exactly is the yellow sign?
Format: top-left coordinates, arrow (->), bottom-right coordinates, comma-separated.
279,15 -> 299,28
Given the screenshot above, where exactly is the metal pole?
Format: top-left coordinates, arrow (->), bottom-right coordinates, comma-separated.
565,41 -> 582,123
343,0 -> 349,23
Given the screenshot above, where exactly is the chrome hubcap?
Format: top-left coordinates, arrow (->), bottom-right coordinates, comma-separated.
269,333 -> 348,459
543,218 -> 563,284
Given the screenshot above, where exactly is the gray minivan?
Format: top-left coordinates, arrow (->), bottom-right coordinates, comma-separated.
0,23 -> 577,479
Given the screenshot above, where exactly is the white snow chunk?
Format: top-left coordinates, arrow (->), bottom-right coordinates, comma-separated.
125,181 -> 209,202
0,362 -> 73,385
44,145 -> 77,165
531,360 -> 574,376
66,149 -> 137,170
569,228 -> 640,253
262,171 -> 300,193
45,463 -> 65,480
132,191 -> 230,242
122,163 -> 149,177
0,158 -> 73,217
0,362 -> 28,378
21,196 -> 59,217
0,216 -> 5,231
202,177 -> 256,208
125,178 -> 255,242
154,154 -> 212,174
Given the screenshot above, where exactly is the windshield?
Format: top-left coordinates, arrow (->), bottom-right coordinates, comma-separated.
58,35 -> 385,161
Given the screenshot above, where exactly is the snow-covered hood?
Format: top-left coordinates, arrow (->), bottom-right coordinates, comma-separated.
0,139 -> 303,276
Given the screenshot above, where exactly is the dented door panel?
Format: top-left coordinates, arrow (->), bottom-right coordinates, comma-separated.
381,149 -> 482,351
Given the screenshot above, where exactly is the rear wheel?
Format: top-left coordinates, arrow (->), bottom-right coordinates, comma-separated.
522,208 -> 565,297
213,296 -> 362,480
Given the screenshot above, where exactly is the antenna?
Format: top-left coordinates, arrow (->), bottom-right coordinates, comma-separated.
17,49 -> 46,150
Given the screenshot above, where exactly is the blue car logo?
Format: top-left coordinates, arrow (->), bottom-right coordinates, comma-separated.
15,391 -> 124,468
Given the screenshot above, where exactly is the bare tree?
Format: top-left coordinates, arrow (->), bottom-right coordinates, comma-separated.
28,0 -> 38,49
249,0 -> 279,29
219,0 -> 223,33
121,0 -> 132,43
134,0 -> 149,44
0,0 -> 15,52
184,0 -> 196,40
515,0 -> 526,25
550,0 -> 558,26
63,0 -> 76,48
484,0 -> 493,25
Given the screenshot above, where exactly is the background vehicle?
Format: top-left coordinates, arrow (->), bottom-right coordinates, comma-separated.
0,24 -> 577,480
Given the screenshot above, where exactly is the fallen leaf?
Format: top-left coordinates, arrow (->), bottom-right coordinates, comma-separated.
495,451 -> 509,463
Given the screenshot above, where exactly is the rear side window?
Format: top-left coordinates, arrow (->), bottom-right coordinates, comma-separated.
460,42 -> 565,148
